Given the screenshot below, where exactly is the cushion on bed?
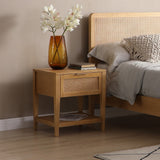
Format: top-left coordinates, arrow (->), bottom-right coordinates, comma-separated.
122,34 -> 160,63
87,43 -> 130,72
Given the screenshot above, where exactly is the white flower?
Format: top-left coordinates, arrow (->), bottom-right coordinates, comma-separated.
43,6 -> 49,13
63,4 -> 82,32
42,26 -> 49,33
40,4 -> 82,35
48,4 -> 54,12
67,27 -> 74,32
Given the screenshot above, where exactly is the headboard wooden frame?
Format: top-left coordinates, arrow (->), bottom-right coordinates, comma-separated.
88,12 -> 160,117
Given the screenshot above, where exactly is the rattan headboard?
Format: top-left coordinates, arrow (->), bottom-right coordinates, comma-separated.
89,12 -> 160,50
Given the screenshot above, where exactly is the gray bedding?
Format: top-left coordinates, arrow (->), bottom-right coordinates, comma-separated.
107,60 -> 160,105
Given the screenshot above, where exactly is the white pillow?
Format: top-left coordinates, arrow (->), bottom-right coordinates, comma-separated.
122,34 -> 160,63
87,43 -> 130,72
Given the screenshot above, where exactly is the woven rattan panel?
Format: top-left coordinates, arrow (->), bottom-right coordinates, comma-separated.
89,13 -> 160,49
63,77 -> 99,93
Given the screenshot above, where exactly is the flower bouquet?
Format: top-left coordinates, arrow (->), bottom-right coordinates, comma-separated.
40,4 -> 83,69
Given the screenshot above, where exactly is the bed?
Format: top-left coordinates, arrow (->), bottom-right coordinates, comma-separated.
88,12 -> 160,117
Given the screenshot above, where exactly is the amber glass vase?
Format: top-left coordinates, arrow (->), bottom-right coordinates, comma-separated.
48,36 -> 68,69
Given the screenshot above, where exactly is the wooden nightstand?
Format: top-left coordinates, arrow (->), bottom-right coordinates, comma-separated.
33,68 -> 106,136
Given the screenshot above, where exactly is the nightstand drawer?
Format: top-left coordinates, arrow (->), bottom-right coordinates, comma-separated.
61,72 -> 101,97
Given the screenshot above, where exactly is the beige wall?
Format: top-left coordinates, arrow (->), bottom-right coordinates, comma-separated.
0,0 -> 160,119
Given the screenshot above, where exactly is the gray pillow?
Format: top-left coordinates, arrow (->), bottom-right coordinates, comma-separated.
122,34 -> 160,63
87,43 -> 130,72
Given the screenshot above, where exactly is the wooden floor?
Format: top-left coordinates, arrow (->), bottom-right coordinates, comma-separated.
0,114 -> 160,160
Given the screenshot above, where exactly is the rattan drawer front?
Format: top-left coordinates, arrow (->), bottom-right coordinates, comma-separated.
61,72 -> 101,97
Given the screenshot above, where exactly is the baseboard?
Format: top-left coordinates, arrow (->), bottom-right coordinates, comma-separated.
0,116 -> 33,132
0,107 -> 139,132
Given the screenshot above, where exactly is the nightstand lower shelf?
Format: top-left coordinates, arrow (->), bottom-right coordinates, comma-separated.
36,114 -> 102,128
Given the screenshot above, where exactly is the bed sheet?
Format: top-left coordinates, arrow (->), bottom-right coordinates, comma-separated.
106,60 -> 160,105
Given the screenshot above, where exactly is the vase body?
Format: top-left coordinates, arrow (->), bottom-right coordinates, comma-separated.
48,36 -> 68,69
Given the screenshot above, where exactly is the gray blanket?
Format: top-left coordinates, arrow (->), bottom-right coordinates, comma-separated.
107,60 -> 160,105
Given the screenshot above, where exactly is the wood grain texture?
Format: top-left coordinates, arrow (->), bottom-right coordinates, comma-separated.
33,70 -> 39,130
107,96 -> 160,117
53,75 -> 61,136
33,68 -> 106,136
1,115 -> 160,160
35,71 -> 56,97
89,12 -> 160,117
100,71 -> 106,131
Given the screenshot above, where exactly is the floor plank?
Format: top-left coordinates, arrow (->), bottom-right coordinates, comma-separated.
0,114 -> 160,160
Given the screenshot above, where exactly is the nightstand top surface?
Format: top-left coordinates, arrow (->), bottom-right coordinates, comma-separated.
33,68 -> 106,74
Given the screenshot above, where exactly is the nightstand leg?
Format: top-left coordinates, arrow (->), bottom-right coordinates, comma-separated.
33,71 -> 39,131
54,97 -> 60,137
100,72 -> 106,131
100,94 -> 105,131
33,94 -> 39,131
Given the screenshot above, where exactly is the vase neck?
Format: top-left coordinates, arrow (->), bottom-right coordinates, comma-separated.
51,35 -> 64,38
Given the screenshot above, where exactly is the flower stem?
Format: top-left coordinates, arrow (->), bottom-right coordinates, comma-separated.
51,28 -> 67,64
